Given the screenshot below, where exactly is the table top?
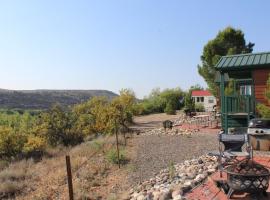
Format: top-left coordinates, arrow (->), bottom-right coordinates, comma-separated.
193,114 -> 210,118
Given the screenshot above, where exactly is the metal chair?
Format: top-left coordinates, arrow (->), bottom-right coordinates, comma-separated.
209,132 -> 253,177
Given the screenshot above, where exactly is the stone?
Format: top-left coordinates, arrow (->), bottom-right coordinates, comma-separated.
186,172 -> 196,179
129,155 -> 217,200
198,158 -> 204,164
159,190 -> 172,200
129,188 -> 134,195
207,168 -> 216,174
194,174 -> 205,183
136,194 -> 146,200
173,195 -> 183,200
132,192 -> 140,199
152,191 -> 161,200
172,190 -> 182,198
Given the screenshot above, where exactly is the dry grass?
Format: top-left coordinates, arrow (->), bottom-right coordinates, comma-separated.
0,159 -> 34,199
0,135 -> 131,200
0,160 -> 9,171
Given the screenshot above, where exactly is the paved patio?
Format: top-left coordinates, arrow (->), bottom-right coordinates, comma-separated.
185,156 -> 270,200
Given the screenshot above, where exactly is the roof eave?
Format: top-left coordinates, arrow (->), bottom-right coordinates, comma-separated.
216,63 -> 270,72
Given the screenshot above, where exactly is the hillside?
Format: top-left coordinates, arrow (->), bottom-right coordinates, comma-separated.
0,89 -> 118,109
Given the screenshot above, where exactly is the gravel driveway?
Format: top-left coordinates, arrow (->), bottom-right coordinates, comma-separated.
128,133 -> 218,185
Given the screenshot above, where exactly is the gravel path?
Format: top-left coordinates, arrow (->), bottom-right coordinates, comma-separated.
128,133 -> 218,185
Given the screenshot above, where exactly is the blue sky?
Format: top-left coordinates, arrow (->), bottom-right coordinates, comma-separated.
0,0 -> 270,98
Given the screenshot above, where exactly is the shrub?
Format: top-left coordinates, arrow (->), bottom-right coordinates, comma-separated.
0,168 -> 26,181
38,105 -> 84,146
22,135 -> 46,155
0,180 -> 24,197
257,104 -> 270,118
91,140 -> 105,151
184,90 -> 195,111
0,127 -> 27,157
195,103 -> 205,112
138,88 -> 185,115
257,74 -> 270,118
164,102 -> 176,115
168,161 -> 176,180
106,149 -> 126,164
0,160 -> 9,171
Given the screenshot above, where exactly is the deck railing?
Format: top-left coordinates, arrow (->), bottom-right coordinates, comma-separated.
224,95 -> 255,114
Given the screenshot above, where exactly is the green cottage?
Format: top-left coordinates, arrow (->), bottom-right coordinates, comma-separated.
215,51 -> 270,134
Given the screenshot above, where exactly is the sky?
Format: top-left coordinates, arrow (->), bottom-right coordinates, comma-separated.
0,1 -> 270,98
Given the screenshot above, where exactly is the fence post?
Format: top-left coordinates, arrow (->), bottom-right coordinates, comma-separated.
66,155 -> 74,200
114,121 -> 121,169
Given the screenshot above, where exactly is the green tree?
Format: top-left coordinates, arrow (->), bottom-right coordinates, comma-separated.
73,96 -> 111,136
184,90 -> 195,111
225,79 -> 236,96
38,105 -> 83,146
138,87 -> 185,115
160,88 -> 184,115
198,27 -> 254,97
109,89 -> 137,131
190,84 -> 204,91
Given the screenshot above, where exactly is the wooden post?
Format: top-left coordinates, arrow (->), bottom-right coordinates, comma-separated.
220,72 -> 225,133
66,155 -> 74,200
115,122 -> 121,169
123,131 -> 127,146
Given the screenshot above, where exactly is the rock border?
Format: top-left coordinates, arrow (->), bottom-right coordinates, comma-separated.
129,155 -> 218,200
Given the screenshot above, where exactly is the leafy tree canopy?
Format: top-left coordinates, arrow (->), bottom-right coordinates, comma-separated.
198,26 -> 254,97
189,84 -> 204,91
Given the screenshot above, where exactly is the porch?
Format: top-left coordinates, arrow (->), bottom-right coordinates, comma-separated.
215,52 -> 270,134
222,95 -> 255,133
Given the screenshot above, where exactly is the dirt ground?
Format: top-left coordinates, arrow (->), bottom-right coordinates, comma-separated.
127,113 -> 219,185
130,112 -> 182,131
127,134 -> 218,185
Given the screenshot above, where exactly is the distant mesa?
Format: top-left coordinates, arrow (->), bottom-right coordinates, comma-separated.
0,89 -> 118,109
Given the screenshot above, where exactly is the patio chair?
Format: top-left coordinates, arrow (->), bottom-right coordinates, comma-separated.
209,132 -> 253,177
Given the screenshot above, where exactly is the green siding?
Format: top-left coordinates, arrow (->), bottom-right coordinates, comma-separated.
222,116 -> 248,129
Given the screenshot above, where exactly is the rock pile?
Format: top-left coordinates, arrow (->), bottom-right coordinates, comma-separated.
141,127 -> 199,136
129,155 -> 218,200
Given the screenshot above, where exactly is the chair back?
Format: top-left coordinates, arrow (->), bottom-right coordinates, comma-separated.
218,134 -> 248,152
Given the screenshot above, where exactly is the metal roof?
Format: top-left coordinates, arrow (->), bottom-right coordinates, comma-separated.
215,51 -> 270,69
191,90 -> 212,97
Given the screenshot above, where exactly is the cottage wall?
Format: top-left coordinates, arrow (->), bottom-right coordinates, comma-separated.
192,95 -> 216,112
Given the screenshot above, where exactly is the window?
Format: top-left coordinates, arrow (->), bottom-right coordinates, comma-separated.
208,97 -> 214,104
240,85 -> 252,95
200,97 -> 204,102
197,97 -> 200,102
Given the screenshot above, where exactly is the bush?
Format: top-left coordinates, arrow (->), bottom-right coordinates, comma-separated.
138,88 -> 185,115
22,135 -> 46,155
0,127 -> 27,157
184,91 -> 195,112
257,74 -> 270,118
106,149 -> 126,164
257,104 -> 270,118
0,180 -> 24,197
0,160 -> 9,171
164,103 -> 176,115
91,140 -> 105,151
195,103 -> 205,112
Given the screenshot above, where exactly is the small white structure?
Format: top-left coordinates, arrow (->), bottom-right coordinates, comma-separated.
191,90 -> 216,112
